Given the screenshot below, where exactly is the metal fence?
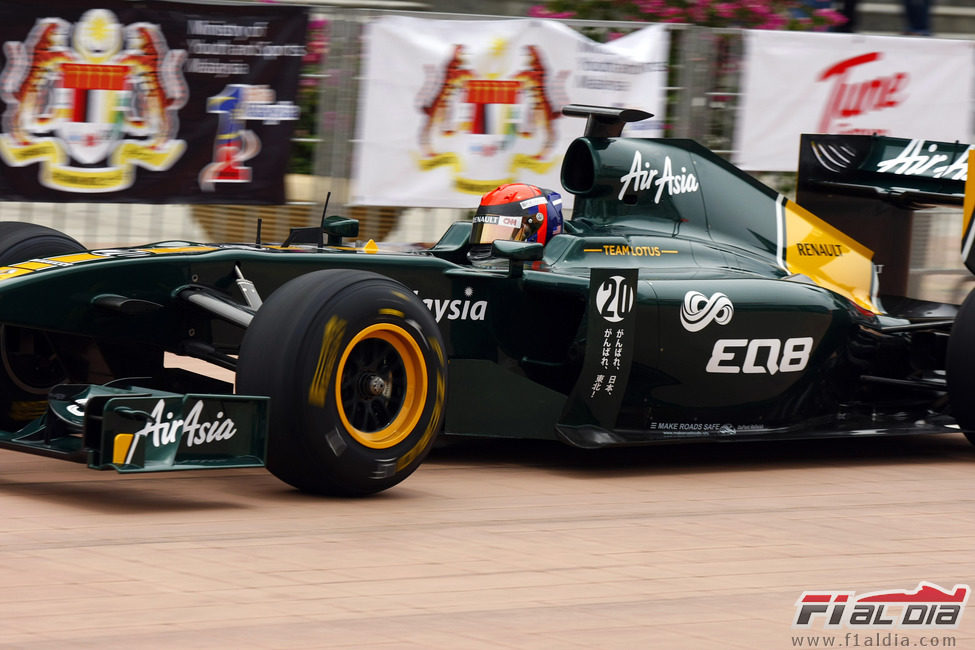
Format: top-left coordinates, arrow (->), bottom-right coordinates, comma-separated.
0,8 -> 970,303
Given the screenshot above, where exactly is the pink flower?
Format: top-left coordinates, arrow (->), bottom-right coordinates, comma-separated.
814,8 -> 848,25
689,5 -> 710,22
714,3 -> 737,18
560,0 -> 844,30
756,14 -> 788,29
636,0 -> 668,12
528,5 -> 575,18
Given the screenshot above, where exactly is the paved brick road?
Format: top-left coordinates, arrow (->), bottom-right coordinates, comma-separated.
2,433 -> 974,649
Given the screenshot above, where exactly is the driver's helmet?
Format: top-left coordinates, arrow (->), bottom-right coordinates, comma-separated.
469,184 -> 563,262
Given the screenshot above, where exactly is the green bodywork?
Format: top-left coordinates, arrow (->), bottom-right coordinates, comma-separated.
0,106 -> 965,465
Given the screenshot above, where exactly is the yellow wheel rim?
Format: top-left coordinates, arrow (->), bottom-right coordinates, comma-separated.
334,323 -> 427,449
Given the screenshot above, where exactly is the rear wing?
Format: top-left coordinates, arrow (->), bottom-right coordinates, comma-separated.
796,134 -> 973,295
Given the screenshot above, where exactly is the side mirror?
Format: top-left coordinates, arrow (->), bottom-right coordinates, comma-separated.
428,222 -> 473,264
491,240 -> 543,278
282,215 -> 360,247
323,215 -> 359,245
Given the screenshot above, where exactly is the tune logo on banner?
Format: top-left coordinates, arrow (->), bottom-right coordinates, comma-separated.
816,52 -> 907,134
734,31 -> 975,171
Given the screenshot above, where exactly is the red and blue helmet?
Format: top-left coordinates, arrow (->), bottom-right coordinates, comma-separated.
470,183 -> 564,246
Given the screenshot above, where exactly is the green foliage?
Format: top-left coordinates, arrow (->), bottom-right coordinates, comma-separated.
288,17 -> 329,175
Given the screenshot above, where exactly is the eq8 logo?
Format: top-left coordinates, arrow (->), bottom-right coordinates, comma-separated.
596,275 -> 635,323
793,582 -> 969,630
706,337 -> 813,375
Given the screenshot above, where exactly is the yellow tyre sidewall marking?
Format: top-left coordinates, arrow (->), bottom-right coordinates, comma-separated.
334,323 -> 428,449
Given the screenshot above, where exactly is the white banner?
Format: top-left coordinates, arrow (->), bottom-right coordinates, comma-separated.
351,17 -> 669,208
735,31 -> 975,171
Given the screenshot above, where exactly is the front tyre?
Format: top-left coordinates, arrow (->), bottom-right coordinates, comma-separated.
237,269 -> 446,496
0,223 -> 85,428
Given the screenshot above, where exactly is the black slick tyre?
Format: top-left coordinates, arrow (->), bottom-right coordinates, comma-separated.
0,222 -> 85,263
947,288 -> 975,444
0,223 -> 85,428
236,269 -> 446,496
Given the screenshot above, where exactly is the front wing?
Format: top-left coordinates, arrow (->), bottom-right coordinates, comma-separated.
0,383 -> 268,473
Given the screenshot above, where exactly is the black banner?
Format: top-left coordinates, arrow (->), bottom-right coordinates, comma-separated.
560,268 -> 638,433
0,0 -> 307,203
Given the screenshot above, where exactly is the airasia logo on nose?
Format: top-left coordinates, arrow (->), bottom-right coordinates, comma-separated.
817,52 -> 908,133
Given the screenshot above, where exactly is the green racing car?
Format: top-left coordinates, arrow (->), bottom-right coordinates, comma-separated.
0,104 -> 972,496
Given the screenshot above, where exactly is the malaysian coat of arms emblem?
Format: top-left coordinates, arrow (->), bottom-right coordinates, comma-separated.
415,39 -> 568,195
0,8 -> 187,192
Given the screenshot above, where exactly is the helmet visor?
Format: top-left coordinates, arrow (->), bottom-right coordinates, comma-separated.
470,213 -> 525,245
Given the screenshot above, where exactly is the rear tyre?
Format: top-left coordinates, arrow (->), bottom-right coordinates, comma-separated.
237,269 -> 446,496
0,223 -> 85,428
947,288 -> 975,444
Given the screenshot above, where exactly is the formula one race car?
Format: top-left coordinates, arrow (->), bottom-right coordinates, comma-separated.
1,104 -> 973,496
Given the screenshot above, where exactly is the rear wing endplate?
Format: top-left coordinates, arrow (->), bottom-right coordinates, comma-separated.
562,105 -> 653,138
